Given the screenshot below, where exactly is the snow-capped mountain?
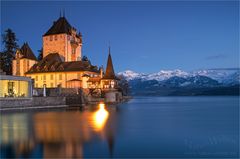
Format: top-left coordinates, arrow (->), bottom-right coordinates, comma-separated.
192,68 -> 240,84
118,69 -> 189,81
118,68 -> 240,85
118,68 -> 239,96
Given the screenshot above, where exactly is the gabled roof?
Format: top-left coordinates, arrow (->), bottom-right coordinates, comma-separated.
26,53 -> 100,74
44,17 -> 73,36
18,43 -> 37,61
102,48 -> 118,80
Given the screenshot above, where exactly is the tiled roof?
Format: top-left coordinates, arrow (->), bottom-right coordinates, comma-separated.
44,17 -> 73,36
18,43 -> 37,61
26,53 -> 100,74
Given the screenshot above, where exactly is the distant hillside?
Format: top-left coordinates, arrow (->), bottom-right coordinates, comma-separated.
118,68 -> 240,96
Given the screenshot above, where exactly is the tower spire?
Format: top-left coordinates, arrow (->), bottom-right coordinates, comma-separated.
103,47 -> 116,79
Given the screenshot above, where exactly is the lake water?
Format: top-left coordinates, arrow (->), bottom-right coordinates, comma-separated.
0,96 -> 239,158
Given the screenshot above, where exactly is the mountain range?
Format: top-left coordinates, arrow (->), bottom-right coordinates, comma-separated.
118,68 -> 240,96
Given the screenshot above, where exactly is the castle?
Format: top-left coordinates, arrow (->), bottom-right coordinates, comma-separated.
12,15 -> 119,91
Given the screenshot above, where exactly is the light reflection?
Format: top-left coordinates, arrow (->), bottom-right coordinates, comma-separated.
93,103 -> 109,131
0,103 -> 116,158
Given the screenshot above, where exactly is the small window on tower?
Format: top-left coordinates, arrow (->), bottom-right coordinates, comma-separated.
55,35 -> 57,41
50,36 -> 53,41
72,48 -> 76,54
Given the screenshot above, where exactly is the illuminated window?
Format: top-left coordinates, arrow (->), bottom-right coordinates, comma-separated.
50,74 -> 53,80
72,48 -> 76,54
8,82 -> 14,96
111,80 -> 115,88
59,74 -> 62,80
36,76 -> 38,81
51,83 -> 53,87
0,80 -> 29,98
36,83 -> 38,88
43,75 -> 46,80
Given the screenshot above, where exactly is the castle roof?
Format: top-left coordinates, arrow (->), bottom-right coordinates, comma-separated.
26,53 -> 99,74
44,17 -> 73,36
102,48 -> 118,80
18,43 -> 37,61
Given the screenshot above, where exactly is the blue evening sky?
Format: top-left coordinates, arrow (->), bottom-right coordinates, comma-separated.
1,1 -> 239,73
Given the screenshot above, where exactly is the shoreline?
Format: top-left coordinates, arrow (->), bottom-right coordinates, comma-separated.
0,96 -> 132,112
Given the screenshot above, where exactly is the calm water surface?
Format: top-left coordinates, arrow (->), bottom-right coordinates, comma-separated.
0,96 -> 239,158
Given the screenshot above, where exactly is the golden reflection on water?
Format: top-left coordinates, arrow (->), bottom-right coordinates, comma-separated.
93,103 -> 109,131
0,103 -> 115,158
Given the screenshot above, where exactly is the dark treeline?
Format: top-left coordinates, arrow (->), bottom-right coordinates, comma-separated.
0,28 -> 18,75
0,28 -> 43,75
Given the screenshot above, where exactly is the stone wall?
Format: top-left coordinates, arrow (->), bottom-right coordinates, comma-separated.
0,97 -> 66,109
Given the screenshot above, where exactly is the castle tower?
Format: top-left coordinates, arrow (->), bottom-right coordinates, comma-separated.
42,16 -> 82,62
101,47 -> 118,89
12,43 -> 38,76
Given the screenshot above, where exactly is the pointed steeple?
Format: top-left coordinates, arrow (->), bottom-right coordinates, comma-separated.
19,42 -> 37,61
103,47 -> 116,79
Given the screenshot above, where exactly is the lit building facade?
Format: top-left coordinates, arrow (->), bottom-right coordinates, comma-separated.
0,75 -> 32,98
12,43 -> 38,76
13,15 -> 119,91
43,16 -> 82,62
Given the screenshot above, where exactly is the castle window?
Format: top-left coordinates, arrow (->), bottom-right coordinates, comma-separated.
35,83 -> 38,88
50,74 -> 53,80
43,75 -> 46,80
59,74 -> 62,80
36,76 -> 38,81
50,36 -> 53,41
72,48 -> 76,54
51,83 -> 53,87
27,60 -> 29,69
55,35 -> 57,40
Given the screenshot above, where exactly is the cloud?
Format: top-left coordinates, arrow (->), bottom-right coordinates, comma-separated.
205,54 -> 228,60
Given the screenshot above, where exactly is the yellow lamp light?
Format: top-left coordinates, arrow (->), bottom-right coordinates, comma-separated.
93,103 -> 109,131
